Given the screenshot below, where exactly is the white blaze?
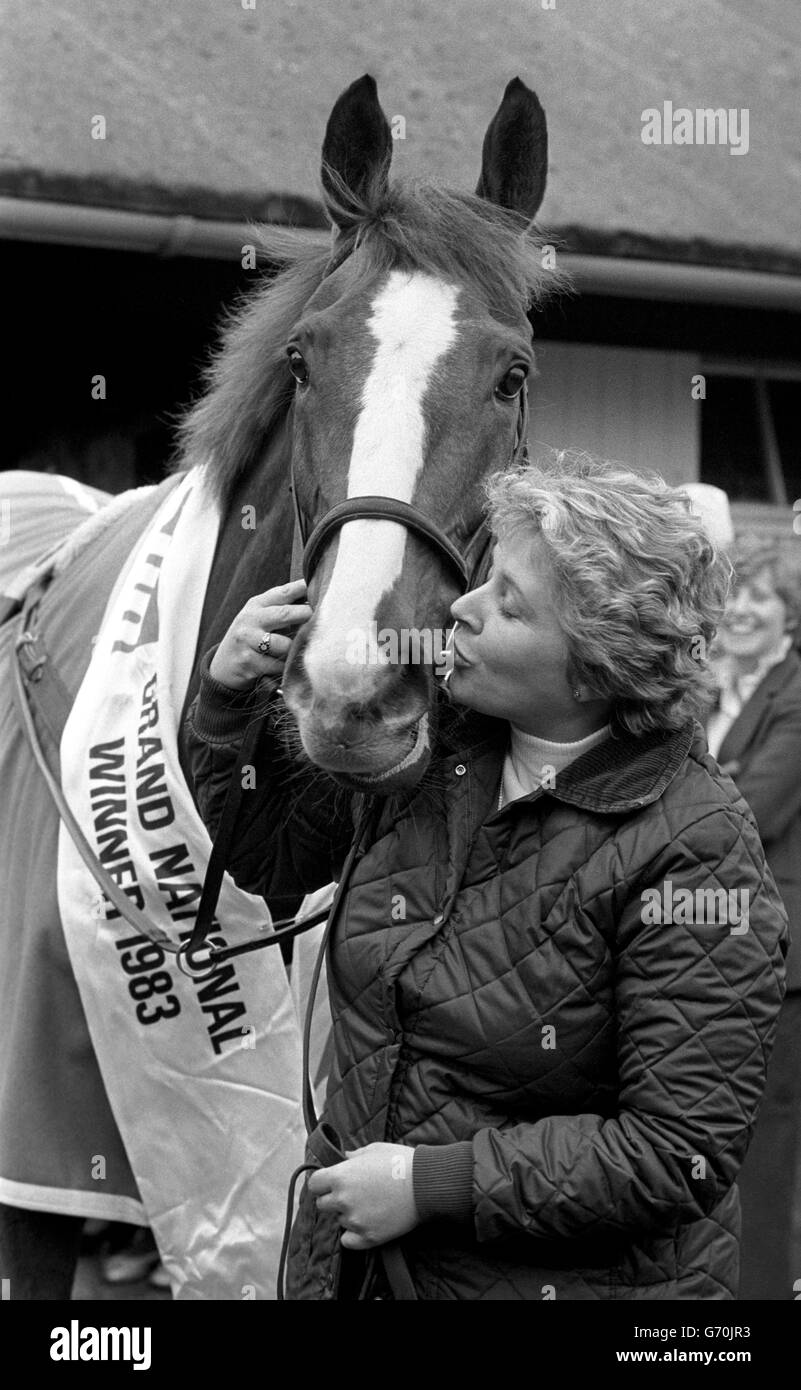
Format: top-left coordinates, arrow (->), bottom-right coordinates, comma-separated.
305,270 -> 460,702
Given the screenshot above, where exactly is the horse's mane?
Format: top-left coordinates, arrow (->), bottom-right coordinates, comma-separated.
176,172 -> 565,513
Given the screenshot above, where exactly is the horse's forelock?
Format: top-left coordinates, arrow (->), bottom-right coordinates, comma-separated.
318,172 -> 561,322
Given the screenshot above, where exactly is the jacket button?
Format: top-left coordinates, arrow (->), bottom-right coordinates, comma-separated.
455,764 -> 466,776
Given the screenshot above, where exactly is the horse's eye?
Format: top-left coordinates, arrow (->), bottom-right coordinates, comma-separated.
495,364 -> 528,401
287,348 -> 309,385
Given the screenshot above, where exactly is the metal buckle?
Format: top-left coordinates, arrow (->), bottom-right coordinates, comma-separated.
16,629 -> 47,683
175,940 -> 215,978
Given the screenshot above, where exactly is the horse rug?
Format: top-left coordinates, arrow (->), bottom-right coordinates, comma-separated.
0,468 -> 332,1299
0,471 -> 109,596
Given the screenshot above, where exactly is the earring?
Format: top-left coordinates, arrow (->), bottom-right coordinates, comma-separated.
572,685 -> 583,702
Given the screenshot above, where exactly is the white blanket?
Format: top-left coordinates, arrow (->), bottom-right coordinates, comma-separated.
56,468 -> 332,1299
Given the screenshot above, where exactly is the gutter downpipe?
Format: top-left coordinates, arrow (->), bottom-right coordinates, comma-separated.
1,197 -> 800,311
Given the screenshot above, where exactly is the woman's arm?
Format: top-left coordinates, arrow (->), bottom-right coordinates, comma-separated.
185,582 -> 356,904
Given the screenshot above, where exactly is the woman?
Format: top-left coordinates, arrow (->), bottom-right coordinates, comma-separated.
706,532 -> 801,1299
186,456 -> 788,1301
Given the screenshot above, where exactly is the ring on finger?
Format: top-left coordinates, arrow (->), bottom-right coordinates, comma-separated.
257,632 -> 272,656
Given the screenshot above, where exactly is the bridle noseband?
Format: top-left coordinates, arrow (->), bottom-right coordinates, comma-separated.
290,377 -> 529,594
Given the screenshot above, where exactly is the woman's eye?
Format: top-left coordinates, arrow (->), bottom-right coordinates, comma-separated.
286,348 -> 309,385
495,364 -> 528,401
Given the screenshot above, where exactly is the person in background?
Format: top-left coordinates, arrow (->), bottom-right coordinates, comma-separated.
706,531 -> 801,1300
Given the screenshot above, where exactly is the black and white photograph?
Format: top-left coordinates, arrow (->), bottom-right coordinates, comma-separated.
0,0 -> 799,1361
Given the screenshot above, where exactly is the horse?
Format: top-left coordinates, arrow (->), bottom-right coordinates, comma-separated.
0,72 -> 556,1298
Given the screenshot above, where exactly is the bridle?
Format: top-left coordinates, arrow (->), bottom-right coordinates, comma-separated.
181,370 -> 530,971
290,377 -> 530,594
199,336 -> 531,969
289,238 -> 531,590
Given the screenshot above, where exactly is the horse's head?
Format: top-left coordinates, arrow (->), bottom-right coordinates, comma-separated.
183,75 -> 558,793
279,75 -> 556,792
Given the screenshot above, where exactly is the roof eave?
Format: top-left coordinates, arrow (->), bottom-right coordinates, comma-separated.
2,196 -> 800,312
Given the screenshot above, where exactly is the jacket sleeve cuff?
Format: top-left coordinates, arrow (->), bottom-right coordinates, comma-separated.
191,644 -> 279,745
412,1142 -> 474,1223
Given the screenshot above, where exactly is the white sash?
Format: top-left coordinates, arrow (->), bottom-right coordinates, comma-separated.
56,469 -> 331,1299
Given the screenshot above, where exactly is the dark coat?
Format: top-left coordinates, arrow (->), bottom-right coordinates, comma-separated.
186,658 -> 788,1301
710,649 -> 801,990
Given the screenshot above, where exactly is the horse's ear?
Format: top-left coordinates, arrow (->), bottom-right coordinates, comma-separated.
475,77 -> 548,220
321,74 -> 393,232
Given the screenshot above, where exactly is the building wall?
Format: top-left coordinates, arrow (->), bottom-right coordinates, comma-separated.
530,342 -> 701,487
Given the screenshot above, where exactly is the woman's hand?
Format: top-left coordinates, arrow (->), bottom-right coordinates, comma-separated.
308,1143 -> 420,1251
209,579 -> 312,691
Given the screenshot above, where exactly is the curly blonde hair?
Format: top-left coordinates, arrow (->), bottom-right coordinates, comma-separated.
485,452 -> 732,736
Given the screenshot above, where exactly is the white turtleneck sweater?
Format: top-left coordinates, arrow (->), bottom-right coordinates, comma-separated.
498,723 -> 612,809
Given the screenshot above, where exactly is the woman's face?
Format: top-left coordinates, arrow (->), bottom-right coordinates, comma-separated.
719,565 -> 787,666
448,530 -> 608,738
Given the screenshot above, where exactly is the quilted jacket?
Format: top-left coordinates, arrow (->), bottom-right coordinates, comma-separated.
186,657 -> 788,1301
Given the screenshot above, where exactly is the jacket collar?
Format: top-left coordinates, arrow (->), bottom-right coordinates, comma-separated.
433,698 -> 697,816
